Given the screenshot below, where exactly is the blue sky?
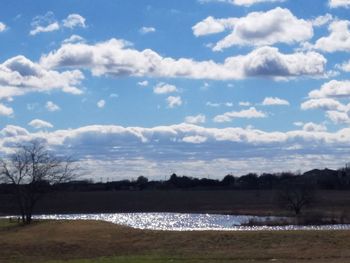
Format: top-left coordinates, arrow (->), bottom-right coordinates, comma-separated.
1,0 -> 350,180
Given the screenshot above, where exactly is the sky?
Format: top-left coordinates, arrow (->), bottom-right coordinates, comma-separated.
1,0 -> 350,180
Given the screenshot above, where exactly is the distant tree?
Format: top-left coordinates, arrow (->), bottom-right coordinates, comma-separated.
258,173 -> 279,189
237,173 -> 259,189
278,183 -> 314,216
0,141 -> 77,224
222,174 -> 235,187
136,176 -> 149,190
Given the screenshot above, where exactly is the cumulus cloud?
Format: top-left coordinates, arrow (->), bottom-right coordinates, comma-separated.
301,98 -> 347,111
45,101 -> 60,112
153,83 -> 178,94
326,110 -> 350,124
0,22 -> 7,32
0,103 -> 13,116
62,14 -> 86,29
30,12 -> 86,36
62,35 -> 85,44
139,26 -> 156,34
308,80 -> 350,99
2,123 -> 350,179
213,107 -> 266,122
314,20 -> 350,52
184,114 -> 206,124
97,99 -> 106,108
198,0 -> 285,7
193,8 -> 313,51
30,22 -> 59,36
302,80 -> 350,125
28,119 -> 53,129
0,55 -> 83,100
262,97 -> 290,106
192,16 -> 236,37
40,39 -> 326,80
336,60 -> 350,72
166,96 -> 182,108
329,0 -> 350,8
302,122 -> 327,132
312,14 -> 333,27
30,11 -> 59,36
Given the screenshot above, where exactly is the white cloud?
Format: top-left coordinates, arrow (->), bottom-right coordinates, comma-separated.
3,123 -> 350,178
239,101 -> 251,107
262,97 -> 290,106
293,121 -> 304,127
62,35 -> 85,44
30,12 -> 86,36
28,119 -> 53,129
45,101 -> 60,112
30,22 -> 59,36
213,107 -> 266,122
206,102 -> 221,107
302,122 -> 327,132
312,14 -> 333,27
326,110 -> 350,124
314,20 -> 350,52
166,96 -> 182,108
138,80 -> 149,87
40,39 -> 326,80
183,135 -> 208,144
185,114 -> 206,124
62,14 -> 86,29
308,80 -> 350,99
0,22 -> 7,32
97,99 -> 106,108
109,93 -> 119,98
193,8 -> 313,51
3,123 -> 350,168
139,26 -> 156,34
0,55 -> 83,100
199,0 -> 285,7
329,0 -> 350,8
192,16 -> 236,37
302,80 -> 350,124
153,83 -> 178,94
301,98 -> 347,111
336,60 -> 350,72
0,103 -> 13,116
30,11 -> 59,36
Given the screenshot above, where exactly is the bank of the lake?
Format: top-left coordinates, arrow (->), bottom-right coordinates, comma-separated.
1,219 -> 350,263
1,190 -> 350,219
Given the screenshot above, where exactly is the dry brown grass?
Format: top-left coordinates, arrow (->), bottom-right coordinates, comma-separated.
1,220 -> 350,262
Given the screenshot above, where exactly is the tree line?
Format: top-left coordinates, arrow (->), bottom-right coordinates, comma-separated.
2,165 -> 348,193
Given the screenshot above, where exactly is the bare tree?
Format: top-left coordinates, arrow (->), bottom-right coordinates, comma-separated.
0,140 -> 77,224
278,184 -> 314,216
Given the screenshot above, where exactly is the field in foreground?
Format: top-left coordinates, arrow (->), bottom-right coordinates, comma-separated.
1,220 -> 350,263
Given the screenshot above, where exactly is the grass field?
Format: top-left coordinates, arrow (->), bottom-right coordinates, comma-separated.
1,219 -> 350,263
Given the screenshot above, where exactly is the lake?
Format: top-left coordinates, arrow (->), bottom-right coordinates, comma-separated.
23,213 -> 350,231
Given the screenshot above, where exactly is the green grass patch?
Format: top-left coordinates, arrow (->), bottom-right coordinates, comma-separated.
0,218 -> 21,229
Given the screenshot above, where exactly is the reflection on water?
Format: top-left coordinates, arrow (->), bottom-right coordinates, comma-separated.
22,213 -> 350,231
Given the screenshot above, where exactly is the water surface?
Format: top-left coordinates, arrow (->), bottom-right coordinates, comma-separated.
27,213 -> 350,231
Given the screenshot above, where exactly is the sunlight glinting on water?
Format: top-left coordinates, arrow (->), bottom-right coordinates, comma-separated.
26,213 -> 350,231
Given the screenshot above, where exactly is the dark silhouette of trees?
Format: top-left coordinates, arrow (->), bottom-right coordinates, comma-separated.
0,141 -> 77,224
221,174 -> 235,187
278,184 -> 314,215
